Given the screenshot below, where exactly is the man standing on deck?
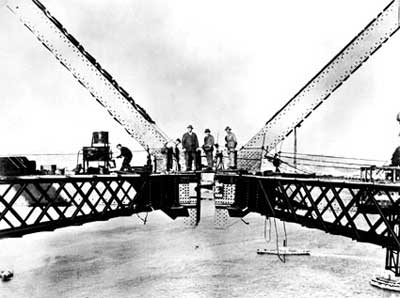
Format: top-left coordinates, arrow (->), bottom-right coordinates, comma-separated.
162,140 -> 175,172
174,138 -> 182,171
182,125 -> 199,171
116,144 -> 132,171
225,126 -> 237,169
202,128 -> 215,170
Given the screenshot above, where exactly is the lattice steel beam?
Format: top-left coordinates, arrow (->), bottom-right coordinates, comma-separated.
4,0 -> 168,156
216,173 -> 400,275
0,174 -> 199,239
238,0 -> 400,171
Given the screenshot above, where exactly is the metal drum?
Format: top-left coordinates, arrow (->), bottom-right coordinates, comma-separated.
92,131 -> 109,145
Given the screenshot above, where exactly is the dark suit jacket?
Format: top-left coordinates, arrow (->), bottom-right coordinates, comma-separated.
182,132 -> 199,152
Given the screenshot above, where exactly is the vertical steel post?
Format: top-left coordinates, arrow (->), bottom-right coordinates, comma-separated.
195,173 -> 201,225
294,126 -> 298,170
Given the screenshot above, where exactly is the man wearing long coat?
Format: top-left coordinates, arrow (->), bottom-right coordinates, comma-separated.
182,125 -> 199,171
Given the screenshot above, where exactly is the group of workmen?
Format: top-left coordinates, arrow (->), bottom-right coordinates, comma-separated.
163,125 -> 237,172
115,125 -> 238,172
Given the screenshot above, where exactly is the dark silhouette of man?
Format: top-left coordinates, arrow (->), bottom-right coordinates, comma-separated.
202,128 -> 215,170
182,125 -> 199,171
116,144 -> 132,171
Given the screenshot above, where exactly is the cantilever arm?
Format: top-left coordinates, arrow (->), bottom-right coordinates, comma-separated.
238,0 -> 400,171
4,0 -> 169,157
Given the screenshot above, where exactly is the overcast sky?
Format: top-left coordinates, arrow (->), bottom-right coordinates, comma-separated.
0,0 -> 399,164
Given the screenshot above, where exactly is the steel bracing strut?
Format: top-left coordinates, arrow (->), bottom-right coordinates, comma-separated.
238,0 -> 400,171
4,0 -> 169,155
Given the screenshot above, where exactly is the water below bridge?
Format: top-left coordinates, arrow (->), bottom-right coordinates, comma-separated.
0,199 -> 394,297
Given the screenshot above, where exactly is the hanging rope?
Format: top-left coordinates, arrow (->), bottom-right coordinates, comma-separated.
264,216 -> 272,243
263,215 -> 287,263
273,217 -> 286,263
136,212 -> 149,225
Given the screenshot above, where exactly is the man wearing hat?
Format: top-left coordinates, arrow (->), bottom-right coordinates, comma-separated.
182,125 -> 199,171
202,128 -> 215,170
225,126 -> 237,169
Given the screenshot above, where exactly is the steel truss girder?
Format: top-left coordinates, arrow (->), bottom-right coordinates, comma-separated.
238,0 -> 400,171
0,174 -> 199,239
216,174 -> 400,275
5,0 -> 168,155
